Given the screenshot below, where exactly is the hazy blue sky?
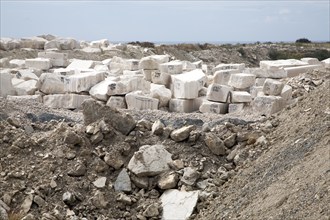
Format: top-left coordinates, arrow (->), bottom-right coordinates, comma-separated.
1,0 -> 329,43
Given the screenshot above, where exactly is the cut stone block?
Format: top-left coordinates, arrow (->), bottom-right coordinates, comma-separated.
213,69 -> 240,85
151,70 -> 171,86
106,96 -> 127,109
0,37 -> 21,50
231,91 -> 252,103
150,84 -> 172,107
228,73 -> 256,89
142,69 -> 153,81
37,73 -> 66,94
206,84 -> 232,103
250,86 -> 264,99
90,39 -> 109,48
202,64 -> 208,74
125,91 -> 159,110
89,79 -> 115,101
66,59 -> 95,70
262,79 -> 285,96
169,98 -> 195,113
64,71 -> 105,93
255,78 -> 266,86
159,61 -> 183,75
12,78 -> 25,86
284,65 -> 324,78
94,64 -> 109,72
199,100 -> 228,114
280,85 -> 292,104
246,67 -> 287,79
260,59 -> 307,70
16,70 -> 39,81
9,59 -> 25,68
212,63 -> 245,73
20,36 -> 47,49
107,76 -> 150,96
7,94 -> 42,102
252,96 -> 285,116
171,69 -> 206,99
124,59 -> 139,71
0,72 -> 16,97
322,58 -> 330,68
139,55 -> 169,70
123,70 -> 143,76
161,189 -> 199,220
182,61 -> 197,71
44,38 -> 80,50
193,60 -> 203,69
301,57 -> 320,65
43,94 -> 90,109
228,103 -> 245,113
38,51 -> 68,67
15,80 -> 37,96
25,58 -> 51,70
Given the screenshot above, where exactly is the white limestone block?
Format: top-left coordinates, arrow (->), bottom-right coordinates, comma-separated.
250,86 -> 264,99
89,79 -> 117,101
81,47 -> 102,53
142,69 -> 153,81
262,79 -> 285,96
9,59 -> 25,68
245,67 -> 287,79
0,72 -> 16,97
20,36 -> 47,49
322,58 -> 330,68
53,68 -> 75,76
301,57 -> 320,65
199,100 -> 228,114
102,58 -> 112,66
15,80 -> 37,96
182,61 -> 197,71
12,78 -> 25,86
284,65 -> 324,78
43,94 -> 90,109
252,96 -> 285,116
280,85 -> 292,104
107,76 -> 150,96
206,84 -> 232,103
123,70 -> 143,76
228,103 -> 245,113
7,94 -> 42,102
124,59 -> 139,71
228,73 -> 256,89
159,61 -> 183,75
231,91 -> 252,103
106,96 -> 127,109
125,91 -> 159,110
66,59 -> 95,70
212,63 -> 245,73
139,55 -> 170,70
0,37 -> 21,50
193,60 -> 203,69
25,58 -> 51,70
161,189 -> 199,220
90,39 -> 109,48
193,96 -> 206,110
65,71 -> 105,93
37,73 -> 66,94
0,58 -> 9,68
202,64 -> 208,74
260,59 -> 307,70
151,70 -> 171,86
171,69 -> 206,99
150,84 -> 172,107
38,51 -> 68,67
94,64 -> 109,72
255,78 -> 266,86
213,69 -> 240,85
169,98 -> 195,113
16,70 -> 39,81
44,38 -> 80,50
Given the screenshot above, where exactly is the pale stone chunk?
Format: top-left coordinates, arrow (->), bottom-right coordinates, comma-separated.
228,73 -> 256,89
284,65 -> 324,77
9,59 -> 25,68
250,86 -> 264,99
151,70 -> 171,86
123,70 -> 143,76
280,85 -> 292,104
107,76 -> 150,96
231,91 -> 252,103
260,59 -> 307,69
246,67 -> 287,79
106,96 -> 127,109
16,70 -> 39,81
38,51 -> 68,67
25,58 -> 51,70
66,59 -> 95,70
171,69 -> 206,99
150,83 -> 172,107
65,71 -> 105,93
43,94 -> 90,109
252,96 -> 285,116
213,69 -> 240,85
159,61 -> 183,75
37,73 -> 65,94
89,79 -> 115,101
262,79 -> 285,96
255,78 -> 266,86
124,59 -> 139,71
169,98 -> 194,113
212,63 -> 245,73
15,80 -> 37,95
199,100 -> 228,114
301,57 -> 320,65
206,84 -> 232,103
0,72 -> 15,97
228,103 -> 245,113
322,58 -> 330,68
7,94 -> 42,102
139,55 -> 170,70
125,91 -> 159,110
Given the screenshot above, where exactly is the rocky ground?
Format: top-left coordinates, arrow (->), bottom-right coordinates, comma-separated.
0,42 -> 329,220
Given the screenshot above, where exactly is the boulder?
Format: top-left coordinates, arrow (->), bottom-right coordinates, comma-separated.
9,59 -> 25,68
43,94 -> 90,109
0,37 -> 20,50
127,145 -> 172,176
90,39 -> 109,48
7,95 -> 42,103
206,84 -> 232,103
262,79 -> 285,96
160,189 -> 199,220
252,96 -> 285,116
151,70 -> 171,86
284,65 -> 324,78
322,58 -> 330,68
250,86 -> 264,99
125,91 -> 159,110
16,70 -> 39,81
169,98 -> 195,113
107,76 -> 150,96
280,85 -> 292,104
82,99 -> 136,135
152,120 -> 165,135
301,57 -> 320,65
89,79 -> 115,101
228,73 -> 256,89
25,58 -> 51,70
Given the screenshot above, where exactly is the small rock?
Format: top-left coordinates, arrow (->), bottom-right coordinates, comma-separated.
158,172 -> 179,189
41,213 -> 57,220
181,167 -> 199,186
68,162 -> 86,177
104,152 -> 124,170
93,177 -> 107,188
204,133 -> 226,156
224,134 -> 237,148
91,190 -> 108,208
62,192 -> 76,207
256,135 -> 267,145
21,213 -> 35,220
85,125 -> 95,134
170,125 -> 195,142
21,194 -> 33,214
24,125 -> 34,134
143,203 -> 159,217
7,117 -> 20,127
237,132 -> 248,142
114,168 -> 132,192
130,174 -> 149,189
136,119 -> 152,131
188,130 -> 201,143
116,193 -> 132,205
151,120 -> 165,135
226,148 -> 238,162
33,195 -> 46,207
90,132 -> 104,144
50,178 -> 57,188
63,130 -> 81,145
0,205 -> 8,220
169,159 -> 185,170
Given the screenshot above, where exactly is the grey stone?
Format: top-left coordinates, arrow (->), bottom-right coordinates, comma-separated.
0,205 -> 8,220
224,134 -> 237,148
158,172 -> 179,189
62,192 -> 76,206
170,125 -> 195,142
130,174 -> 149,189
68,163 -> 86,177
104,152 -> 124,170
181,167 -> 200,186
114,169 -> 132,192
263,78 -> 285,96
82,99 -> 135,135
91,191 -> 108,209
90,132 -> 103,144
116,193 -> 132,205
151,120 -> 165,135
21,194 -> 33,214
33,195 -> 46,207
93,177 -> 107,188
127,145 -> 172,177
143,204 -> 160,217
204,133 -> 226,156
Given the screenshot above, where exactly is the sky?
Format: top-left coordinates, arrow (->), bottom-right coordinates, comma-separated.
0,0 -> 329,43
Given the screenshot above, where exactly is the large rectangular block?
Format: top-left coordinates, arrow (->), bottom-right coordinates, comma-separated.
38,51 -> 68,67
260,59 -> 307,70
15,80 -> 37,96
213,69 -> 240,85
169,98 -> 195,113
106,96 -> 127,109
25,58 -> 51,70
7,94 -> 42,103
9,59 -> 25,68
66,59 -> 95,70
65,71 -> 105,93
255,78 -> 266,86
151,70 -> 171,86
43,94 -> 90,109
250,86 -> 264,99
284,65 -> 324,78
16,70 -> 39,81
252,96 -> 285,116
206,84 -> 232,103
37,73 -> 66,94
231,91 -> 252,103
159,61 -> 183,75
228,103 -> 245,113
280,85 -> 292,104
124,59 -> 139,71
246,67 -> 287,79
212,63 -> 245,73
139,55 -> 170,70
123,70 -> 143,76
125,91 -> 159,110
301,57 -> 320,65
107,76 -> 150,96
150,83 -> 172,107
262,79 -> 285,96
228,73 -> 256,89
89,79 -> 116,101
199,100 -> 228,114
0,72 -> 15,97
171,69 -> 206,99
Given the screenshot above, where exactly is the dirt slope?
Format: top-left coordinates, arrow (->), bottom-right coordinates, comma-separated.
197,72 -> 330,219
